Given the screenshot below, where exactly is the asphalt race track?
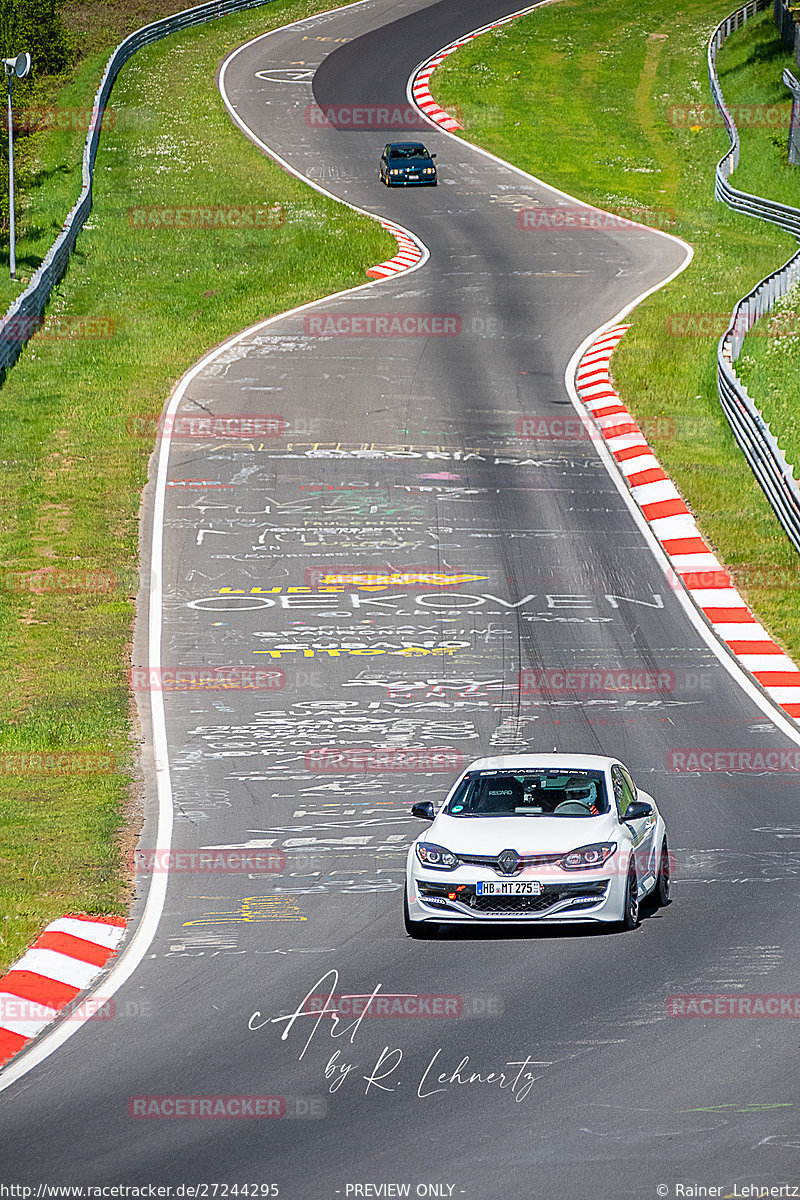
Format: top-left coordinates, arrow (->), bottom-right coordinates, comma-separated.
2,1 -> 800,1196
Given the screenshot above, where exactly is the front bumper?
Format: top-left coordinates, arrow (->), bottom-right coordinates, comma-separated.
386,174 -> 436,186
407,866 -> 624,924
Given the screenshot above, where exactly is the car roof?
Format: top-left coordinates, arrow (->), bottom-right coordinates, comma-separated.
387,142 -> 427,150
459,754 -> 618,772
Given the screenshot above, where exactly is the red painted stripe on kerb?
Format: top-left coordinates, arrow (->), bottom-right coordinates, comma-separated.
34,931 -> 115,968
0,1029 -> 27,1065
0,970 -> 80,1009
67,914 -> 126,929
678,571 -> 732,590
601,421 -> 640,439
0,912 -> 126,1067
661,536 -> 711,555
613,444 -> 652,462
591,404 -> 628,419
728,641 -> 785,655
641,498 -> 689,520
753,671 -> 800,687
701,607 -> 756,623
627,467 -> 668,488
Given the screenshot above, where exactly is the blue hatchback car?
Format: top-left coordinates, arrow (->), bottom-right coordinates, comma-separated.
379,142 -> 437,186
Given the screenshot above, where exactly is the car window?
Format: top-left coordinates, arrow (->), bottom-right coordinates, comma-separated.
445,769 -> 609,816
389,145 -> 427,159
611,765 -> 636,817
620,766 -> 637,802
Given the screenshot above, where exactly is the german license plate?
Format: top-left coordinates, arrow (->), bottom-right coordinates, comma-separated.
476,880 -> 542,896
408,175 -> 419,180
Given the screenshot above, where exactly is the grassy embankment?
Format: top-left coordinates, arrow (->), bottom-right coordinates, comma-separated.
433,0 -> 800,642
0,0 -> 393,974
715,11 -> 800,483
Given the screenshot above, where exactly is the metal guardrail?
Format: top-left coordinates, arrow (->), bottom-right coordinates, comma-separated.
710,0 -> 800,553
0,0 -> 276,379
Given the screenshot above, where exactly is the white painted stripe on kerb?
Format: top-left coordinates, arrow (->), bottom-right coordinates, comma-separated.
46,918 -> 124,949
738,654 -> 800,673
12,949 -> 100,991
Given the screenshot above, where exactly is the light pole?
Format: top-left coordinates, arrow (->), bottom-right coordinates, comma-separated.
3,51 -> 31,280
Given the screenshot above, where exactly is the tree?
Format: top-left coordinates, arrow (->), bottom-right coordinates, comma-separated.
0,0 -> 72,81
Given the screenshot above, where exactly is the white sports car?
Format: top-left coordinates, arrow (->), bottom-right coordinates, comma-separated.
404,753 -> 670,934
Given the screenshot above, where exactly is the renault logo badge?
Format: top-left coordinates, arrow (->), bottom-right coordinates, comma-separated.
497,849 -> 519,875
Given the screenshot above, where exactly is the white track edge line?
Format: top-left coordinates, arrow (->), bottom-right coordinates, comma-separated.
0,0 -> 431,1094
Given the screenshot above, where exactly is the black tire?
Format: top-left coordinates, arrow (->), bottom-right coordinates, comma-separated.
403,889 -> 425,938
650,837 -> 671,908
617,859 -> 640,931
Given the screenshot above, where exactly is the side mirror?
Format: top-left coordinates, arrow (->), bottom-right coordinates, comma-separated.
411,801 -> 435,821
431,153 -> 437,158
623,800 -> 654,821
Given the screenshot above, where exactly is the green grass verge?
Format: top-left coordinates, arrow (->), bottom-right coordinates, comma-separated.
716,11 -> 800,492
0,0 -> 394,973
432,0 -> 800,655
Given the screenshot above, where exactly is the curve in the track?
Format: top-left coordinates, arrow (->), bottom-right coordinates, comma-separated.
575,328 -> 800,721
2,2 -> 800,1196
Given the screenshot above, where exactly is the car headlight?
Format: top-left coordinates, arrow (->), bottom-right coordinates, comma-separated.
390,169 -> 401,175
559,842 -> 617,870
423,167 -> 435,174
415,842 -> 458,870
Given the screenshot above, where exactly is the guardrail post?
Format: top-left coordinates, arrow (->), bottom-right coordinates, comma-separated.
783,68 -> 800,162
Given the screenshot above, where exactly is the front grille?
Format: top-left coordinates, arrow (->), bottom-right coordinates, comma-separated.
470,882 -> 607,915
418,880 -> 608,916
456,851 -> 562,875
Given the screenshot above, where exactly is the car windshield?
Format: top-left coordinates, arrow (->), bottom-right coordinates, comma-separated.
389,145 -> 428,159
444,770 -> 609,817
